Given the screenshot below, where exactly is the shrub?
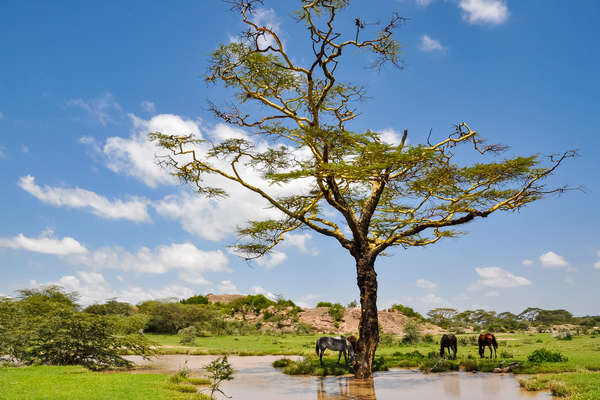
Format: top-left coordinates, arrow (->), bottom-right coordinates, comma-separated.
273,358 -> 293,368
178,326 -> 198,345
317,302 -> 333,308
422,334 -> 434,343
204,356 -> 234,399
390,304 -> 426,320
402,320 -> 421,344
328,303 -> 345,323
527,348 -> 568,363
0,291 -> 155,370
180,294 -> 209,305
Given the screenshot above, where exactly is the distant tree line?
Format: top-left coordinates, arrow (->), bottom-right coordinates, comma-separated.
423,306 -> 600,332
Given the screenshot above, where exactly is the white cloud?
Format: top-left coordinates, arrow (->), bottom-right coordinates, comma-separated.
250,285 -> 276,300
594,261 -> 600,269
458,0 -> 509,25
256,251 -> 287,268
0,231 -> 87,255
472,266 -> 531,289
67,93 -> 122,126
217,280 -> 238,293
250,8 -> 281,50
102,113 -> 202,188
522,259 -> 534,266
281,233 -> 319,255
99,113 -> 315,243
416,279 -> 438,290
379,129 -> 407,146
539,251 -> 568,268
0,146 -> 6,159
419,34 -> 445,52
416,0 -> 433,6
417,293 -> 445,306
45,273 -> 197,306
22,145 -> 29,153
141,101 -> 156,114
66,242 -> 230,280
485,290 -> 500,297
0,111 -> 4,119
18,175 -> 151,222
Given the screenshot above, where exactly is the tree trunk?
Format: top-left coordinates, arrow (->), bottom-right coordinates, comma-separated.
353,253 -> 379,379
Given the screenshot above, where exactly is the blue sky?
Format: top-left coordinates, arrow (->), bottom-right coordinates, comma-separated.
1,0 -> 599,315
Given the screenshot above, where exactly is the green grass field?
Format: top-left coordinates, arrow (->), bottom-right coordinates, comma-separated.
0,366 -> 209,400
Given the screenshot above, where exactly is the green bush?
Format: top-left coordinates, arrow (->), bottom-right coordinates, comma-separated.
402,320 -> 421,344
390,304 -> 426,320
527,348 -> 568,363
180,294 -> 209,305
178,326 -> 198,345
0,288 -> 155,370
272,358 -> 293,368
422,334 -> 434,343
328,303 -> 345,322
316,302 -> 333,308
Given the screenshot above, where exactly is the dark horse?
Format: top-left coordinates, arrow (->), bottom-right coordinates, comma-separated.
316,336 -> 355,366
478,333 -> 498,359
440,333 -> 457,359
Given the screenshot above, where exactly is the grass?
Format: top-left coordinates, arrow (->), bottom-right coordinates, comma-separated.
0,365 -> 210,400
519,371 -> 600,399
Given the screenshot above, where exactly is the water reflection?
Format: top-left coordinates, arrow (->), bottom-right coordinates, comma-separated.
125,355 -> 551,400
317,377 -> 376,400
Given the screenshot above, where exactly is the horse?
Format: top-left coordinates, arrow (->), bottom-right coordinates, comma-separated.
478,333 -> 498,359
315,336 -> 355,366
440,333 -> 457,359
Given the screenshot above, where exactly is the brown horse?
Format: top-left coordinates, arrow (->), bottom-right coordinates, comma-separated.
440,333 -> 457,359
478,333 -> 498,359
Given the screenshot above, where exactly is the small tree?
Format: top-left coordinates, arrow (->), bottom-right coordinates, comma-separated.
178,325 -> 198,345
204,356 -> 234,399
150,0 -> 573,377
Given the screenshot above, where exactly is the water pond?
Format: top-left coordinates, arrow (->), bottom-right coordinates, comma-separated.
126,355 -> 551,400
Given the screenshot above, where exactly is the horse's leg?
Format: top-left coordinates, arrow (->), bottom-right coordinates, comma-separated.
319,348 -> 324,366
453,345 -> 457,360
337,350 -> 342,365
494,345 -> 497,360
488,345 -> 492,359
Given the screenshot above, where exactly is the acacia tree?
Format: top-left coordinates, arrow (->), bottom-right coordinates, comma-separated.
151,0 -> 573,378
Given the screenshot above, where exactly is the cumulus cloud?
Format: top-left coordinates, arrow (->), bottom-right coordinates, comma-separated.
256,251 -> 288,268
18,175 -> 151,222
217,280 -> 238,293
378,129 -> 408,146
42,272 -> 197,306
67,93 -> 122,126
101,113 -> 202,187
539,251 -> 568,268
472,266 -> 531,289
522,259 -> 534,266
0,231 -> 87,255
141,101 -> 156,114
250,285 -> 277,300
419,34 -> 445,52
281,233 -> 319,255
250,8 -> 282,50
96,113 -> 316,244
416,279 -> 438,290
458,0 -> 509,25
65,242 -> 230,282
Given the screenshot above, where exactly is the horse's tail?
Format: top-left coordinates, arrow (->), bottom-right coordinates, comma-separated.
315,340 -> 319,356
492,334 -> 498,349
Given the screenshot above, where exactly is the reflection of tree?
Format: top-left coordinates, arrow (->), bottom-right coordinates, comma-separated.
317,377 -> 376,400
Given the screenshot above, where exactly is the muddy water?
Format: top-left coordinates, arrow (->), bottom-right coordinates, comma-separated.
125,355 -> 551,400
